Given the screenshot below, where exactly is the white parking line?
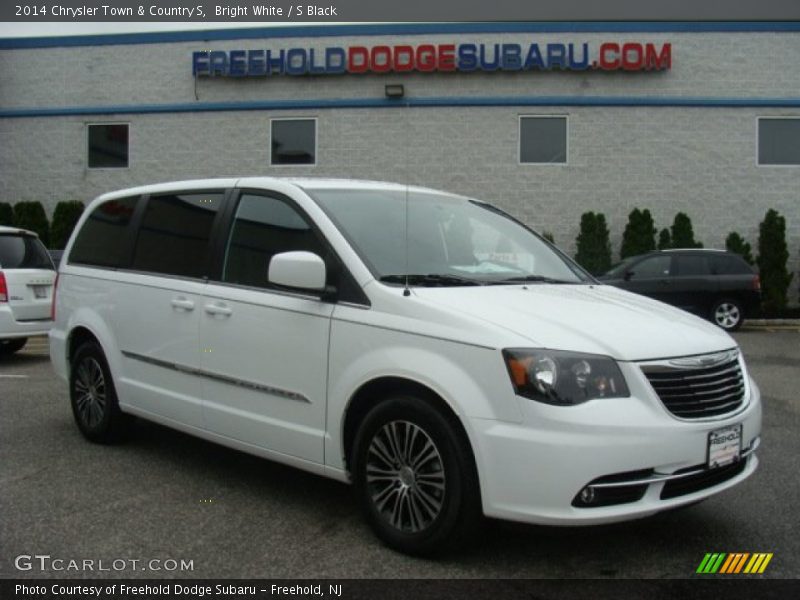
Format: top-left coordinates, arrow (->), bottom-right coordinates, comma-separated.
0,374 -> 29,379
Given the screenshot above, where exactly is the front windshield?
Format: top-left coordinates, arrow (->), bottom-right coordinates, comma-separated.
310,189 -> 590,285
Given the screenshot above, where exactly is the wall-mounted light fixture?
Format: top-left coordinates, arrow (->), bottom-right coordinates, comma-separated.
384,84 -> 405,99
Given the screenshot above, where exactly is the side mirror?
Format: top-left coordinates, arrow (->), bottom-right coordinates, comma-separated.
268,251 -> 328,292
623,270 -> 634,281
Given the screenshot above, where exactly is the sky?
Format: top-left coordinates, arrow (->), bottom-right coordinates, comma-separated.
0,22 -> 327,38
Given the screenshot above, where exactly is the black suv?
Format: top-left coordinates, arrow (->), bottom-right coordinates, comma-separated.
599,249 -> 761,331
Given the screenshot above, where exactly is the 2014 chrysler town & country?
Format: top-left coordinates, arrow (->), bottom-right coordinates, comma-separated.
50,179 -> 761,554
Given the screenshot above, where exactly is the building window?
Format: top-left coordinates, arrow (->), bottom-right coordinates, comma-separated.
88,123 -> 129,169
519,116 -> 567,164
758,117 -> 800,166
271,118 -> 316,165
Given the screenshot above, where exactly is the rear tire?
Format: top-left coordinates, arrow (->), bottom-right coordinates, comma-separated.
352,395 -> 481,555
69,341 -> 131,443
711,299 -> 744,331
0,338 -> 27,355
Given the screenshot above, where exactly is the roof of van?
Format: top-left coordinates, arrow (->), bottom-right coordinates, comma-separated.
0,225 -> 36,236
90,177 -> 459,203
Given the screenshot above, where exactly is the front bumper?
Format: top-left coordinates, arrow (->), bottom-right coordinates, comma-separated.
470,371 -> 762,525
0,306 -> 52,339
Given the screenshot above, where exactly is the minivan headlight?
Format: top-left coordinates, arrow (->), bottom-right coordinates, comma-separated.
502,349 -> 629,406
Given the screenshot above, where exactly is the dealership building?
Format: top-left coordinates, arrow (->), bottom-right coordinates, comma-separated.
0,22 -> 798,273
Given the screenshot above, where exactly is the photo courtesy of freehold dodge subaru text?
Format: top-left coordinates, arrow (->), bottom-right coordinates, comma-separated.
48,178 -> 762,555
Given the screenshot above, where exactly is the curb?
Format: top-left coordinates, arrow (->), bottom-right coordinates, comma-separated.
743,319 -> 800,327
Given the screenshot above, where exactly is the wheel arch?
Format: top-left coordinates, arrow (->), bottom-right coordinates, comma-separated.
68,326 -> 101,365
64,311 -> 121,382
341,376 -> 479,491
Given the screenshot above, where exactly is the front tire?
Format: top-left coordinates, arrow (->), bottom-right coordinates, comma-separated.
352,395 -> 480,555
69,341 -> 131,443
711,299 -> 744,331
0,338 -> 27,355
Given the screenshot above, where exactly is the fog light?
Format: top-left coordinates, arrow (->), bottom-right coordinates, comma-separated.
579,486 -> 596,504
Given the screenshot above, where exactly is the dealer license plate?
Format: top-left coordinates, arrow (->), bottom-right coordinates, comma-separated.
32,285 -> 49,299
707,424 -> 742,468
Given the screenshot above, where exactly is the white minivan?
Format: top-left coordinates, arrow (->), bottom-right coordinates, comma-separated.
1,225 -> 56,355
50,179 -> 761,554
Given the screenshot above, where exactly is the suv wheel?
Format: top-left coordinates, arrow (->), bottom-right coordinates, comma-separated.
711,299 -> 743,331
352,395 -> 480,555
70,341 -> 131,443
0,338 -> 27,355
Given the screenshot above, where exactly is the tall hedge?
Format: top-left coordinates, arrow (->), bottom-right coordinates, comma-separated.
574,211 -> 612,275
0,202 -> 13,226
657,228 -> 672,250
12,202 -> 50,246
757,209 -> 793,313
50,200 -> 85,249
620,208 -> 656,259
725,232 -> 754,265
670,212 -> 703,249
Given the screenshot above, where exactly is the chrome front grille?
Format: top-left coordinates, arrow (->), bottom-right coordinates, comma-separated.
641,351 -> 746,419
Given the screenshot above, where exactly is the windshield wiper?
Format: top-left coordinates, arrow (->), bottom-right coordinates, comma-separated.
379,273 -> 484,287
496,275 -> 575,284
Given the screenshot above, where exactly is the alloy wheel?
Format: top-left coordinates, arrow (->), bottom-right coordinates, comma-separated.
73,357 -> 107,429
714,302 -> 741,329
365,420 -> 446,533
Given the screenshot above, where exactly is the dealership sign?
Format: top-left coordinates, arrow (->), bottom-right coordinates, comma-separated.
192,42 -> 672,77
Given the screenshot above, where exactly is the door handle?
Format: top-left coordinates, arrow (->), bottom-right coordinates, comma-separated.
205,303 -> 232,317
171,297 -> 195,311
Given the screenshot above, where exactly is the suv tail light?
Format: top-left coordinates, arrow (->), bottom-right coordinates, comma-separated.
752,274 -> 761,292
0,271 -> 7,302
50,273 -> 59,320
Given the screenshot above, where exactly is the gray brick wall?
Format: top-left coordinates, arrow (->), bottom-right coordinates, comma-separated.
1,30 -> 798,291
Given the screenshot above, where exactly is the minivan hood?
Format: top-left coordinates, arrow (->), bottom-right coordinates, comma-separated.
412,283 -> 735,361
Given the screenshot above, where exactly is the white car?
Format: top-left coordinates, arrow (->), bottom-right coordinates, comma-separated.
50,179 -> 761,554
0,225 -> 56,355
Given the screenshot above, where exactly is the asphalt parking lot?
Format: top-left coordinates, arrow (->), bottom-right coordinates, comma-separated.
1,330 -> 798,579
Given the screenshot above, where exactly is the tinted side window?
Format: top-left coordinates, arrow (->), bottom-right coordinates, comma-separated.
674,255 -> 710,276
222,194 -> 327,289
131,192 -> 223,278
0,234 -> 53,269
630,255 -> 671,279
69,196 -> 139,268
711,255 -> 751,275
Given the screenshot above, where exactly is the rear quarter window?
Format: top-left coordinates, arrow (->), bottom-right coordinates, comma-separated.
711,254 -> 753,275
0,234 -> 54,269
69,196 -> 140,268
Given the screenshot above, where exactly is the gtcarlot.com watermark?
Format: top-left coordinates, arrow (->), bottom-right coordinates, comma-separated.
14,554 -> 194,573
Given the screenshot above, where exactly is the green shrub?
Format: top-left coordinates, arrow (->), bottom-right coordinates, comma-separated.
725,232 -> 754,265
0,202 -> 13,226
670,212 -> 703,249
657,228 -> 672,250
574,212 -> 612,275
542,231 -> 555,244
757,209 -> 793,313
50,201 -> 85,249
620,208 -> 656,259
12,201 -> 50,246
0,203 -> 15,227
